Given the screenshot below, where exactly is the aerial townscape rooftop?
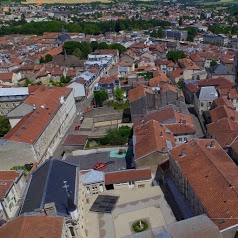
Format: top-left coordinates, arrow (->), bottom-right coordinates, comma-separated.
1,0 -> 238,237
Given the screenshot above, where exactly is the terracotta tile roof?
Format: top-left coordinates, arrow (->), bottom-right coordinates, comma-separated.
128,85 -> 154,102
170,69 -> 183,79
207,118 -> 238,148
213,97 -> 235,110
210,105 -> 238,123
160,84 -> 184,97
0,171 -> 20,200
219,88 -> 238,99
135,65 -> 158,72
130,42 -> 146,49
164,124 -> 196,135
105,168 -> 151,185
4,86 -> 72,144
189,53 -> 203,62
197,77 -> 234,89
170,139 -> 238,230
133,106 -> 194,128
41,46 -> 63,57
0,72 -> 13,81
0,215 -> 63,238
220,58 -> 234,64
178,58 -> 200,70
94,49 -> 118,56
135,120 -> 175,160
99,75 -> 118,84
149,73 -> 171,87
63,134 -> 88,146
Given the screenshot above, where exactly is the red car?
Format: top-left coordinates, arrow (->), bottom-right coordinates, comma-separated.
74,125 -> 80,131
93,162 -> 105,170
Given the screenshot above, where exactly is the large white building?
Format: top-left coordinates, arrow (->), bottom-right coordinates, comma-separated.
0,87 -> 29,116
0,85 -> 76,169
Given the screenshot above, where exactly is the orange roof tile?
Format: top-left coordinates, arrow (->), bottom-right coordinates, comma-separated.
170,139 -> 238,230
128,85 -> 153,102
0,171 -> 20,200
178,58 -> 200,70
210,105 -> 238,123
135,120 -> 175,160
0,215 -> 63,238
105,168 -> 151,185
5,86 -> 72,144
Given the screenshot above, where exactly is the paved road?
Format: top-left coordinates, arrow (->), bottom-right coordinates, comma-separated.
53,93 -> 94,159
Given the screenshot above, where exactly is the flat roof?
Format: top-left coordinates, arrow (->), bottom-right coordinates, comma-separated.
63,134 -> 88,146
0,87 -> 29,97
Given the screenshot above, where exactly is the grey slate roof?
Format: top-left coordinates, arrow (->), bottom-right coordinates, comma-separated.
208,63 -> 234,75
82,170 -> 104,185
20,158 -> 78,217
57,33 -> 71,43
7,103 -> 34,119
196,86 -> 218,101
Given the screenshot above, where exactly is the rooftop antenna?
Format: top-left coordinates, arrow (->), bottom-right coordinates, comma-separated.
64,48 -> 68,61
62,25 -> 66,34
62,181 -> 69,192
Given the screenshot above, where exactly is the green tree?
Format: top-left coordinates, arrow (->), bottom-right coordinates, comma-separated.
94,90 -> 109,107
63,41 -> 82,55
185,27 -> 198,42
177,78 -> 184,90
114,88 -> 124,101
80,42 -> 92,59
109,43 -> 126,54
60,76 -> 71,84
98,42 -> 109,49
0,116 -> 11,137
24,78 -> 33,87
90,41 -> 99,51
72,48 -> 83,59
210,60 -> 217,67
39,57 -> 45,64
45,54 -> 53,63
105,126 -> 131,145
166,50 -> 186,62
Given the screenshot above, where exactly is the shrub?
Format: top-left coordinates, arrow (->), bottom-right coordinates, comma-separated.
132,220 -> 149,233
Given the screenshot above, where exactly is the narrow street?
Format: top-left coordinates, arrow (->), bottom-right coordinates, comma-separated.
53,93 -> 94,159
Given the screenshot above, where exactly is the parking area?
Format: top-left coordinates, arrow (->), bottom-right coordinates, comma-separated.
65,150 -> 127,172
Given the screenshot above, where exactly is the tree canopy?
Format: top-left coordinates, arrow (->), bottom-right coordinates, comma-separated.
63,41 -> 126,58
0,19 -> 171,37
0,116 -> 11,137
94,90 -> 109,107
114,88 -> 124,101
166,50 -> 186,62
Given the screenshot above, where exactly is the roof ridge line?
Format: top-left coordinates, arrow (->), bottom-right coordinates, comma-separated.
40,159 -> 53,209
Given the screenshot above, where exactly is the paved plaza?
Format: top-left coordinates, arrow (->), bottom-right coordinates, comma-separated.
81,186 -> 176,238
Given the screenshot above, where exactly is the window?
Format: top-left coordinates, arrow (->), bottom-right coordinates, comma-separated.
200,102 -> 204,107
92,186 -> 97,191
6,195 -> 10,203
184,138 -> 187,142
69,227 -> 75,237
179,138 -> 182,142
9,202 -> 14,211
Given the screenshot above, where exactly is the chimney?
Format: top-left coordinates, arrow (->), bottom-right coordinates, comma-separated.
44,202 -> 57,217
179,148 -> 186,157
